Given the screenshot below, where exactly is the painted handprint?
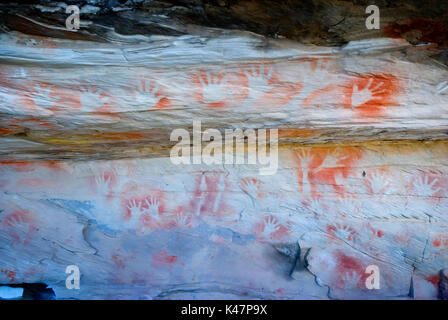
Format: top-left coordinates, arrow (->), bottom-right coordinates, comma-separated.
350,78 -> 386,109
296,149 -> 314,168
243,64 -> 274,104
263,216 -> 280,236
413,175 -> 441,197
2,210 -> 36,244
131,79 -> 166,110
343,74 -> 399,116
296,149 -> 314,196
173,209 -> 191,228
302,59 -> 334,89
365,170 -> 390,194
283,59 -> 334,108
341,271 -> 361,289
240,177 -> 261,206
319,149 -> 348,168
423,234 -> 448,261
28,84 -> 60,110
95,173 -> 111,196
198,72 -> 229,106
338,196 -> 359,218
126,199 -> 143,224
79,85 -> 109,112
144,196 -> 160,219
327,223 -> 357,242
307,198 -> 326,216
4,211 -> 26,227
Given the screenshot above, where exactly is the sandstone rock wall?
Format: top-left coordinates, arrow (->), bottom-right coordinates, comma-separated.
0,1 -> 447,299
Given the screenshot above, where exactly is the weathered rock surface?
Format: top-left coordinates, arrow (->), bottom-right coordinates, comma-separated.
0,1 -> 447,299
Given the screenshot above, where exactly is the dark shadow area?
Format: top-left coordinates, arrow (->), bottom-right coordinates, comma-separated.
0,283 -> 56,300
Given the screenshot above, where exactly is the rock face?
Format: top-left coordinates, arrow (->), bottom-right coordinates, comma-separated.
0,1 -> 447,299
